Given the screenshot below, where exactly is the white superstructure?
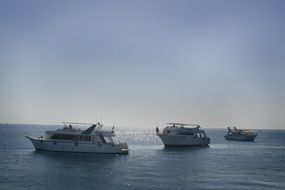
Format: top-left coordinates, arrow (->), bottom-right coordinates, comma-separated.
224,127 -> 257,141
156,123 -> 210,146
26,122 -> 128,154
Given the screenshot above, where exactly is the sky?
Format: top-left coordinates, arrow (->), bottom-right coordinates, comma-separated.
0,0 -> 285,129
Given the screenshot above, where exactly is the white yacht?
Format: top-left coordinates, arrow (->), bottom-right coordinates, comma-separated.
224,127 -> 257,141
25,122 -> 129,154
156,123 -> 210,146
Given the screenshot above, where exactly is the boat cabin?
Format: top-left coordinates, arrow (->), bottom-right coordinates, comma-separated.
46,122 -> 115,144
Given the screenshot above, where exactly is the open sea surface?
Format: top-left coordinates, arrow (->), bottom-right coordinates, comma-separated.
0,124 -> 284,190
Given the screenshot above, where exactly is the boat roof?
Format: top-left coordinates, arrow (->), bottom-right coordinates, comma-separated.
231,127 -> 252,131
46,129 -> 115,137
62,122 -> 97,126
167,123 -> 199,127
60,122 -> 105,135
46,122 -> 114,137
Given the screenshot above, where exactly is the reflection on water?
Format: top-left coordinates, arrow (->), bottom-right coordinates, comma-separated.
163,145 -> 209,152
33,150 -> 122,162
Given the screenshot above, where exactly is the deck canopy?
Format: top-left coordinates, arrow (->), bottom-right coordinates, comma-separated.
62,122 -> 96,126
81,124 -> 97,135
62,122 -> 99,135
167,123 -> 200,127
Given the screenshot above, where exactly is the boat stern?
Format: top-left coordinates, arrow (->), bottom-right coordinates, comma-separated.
118,142 -> 129,154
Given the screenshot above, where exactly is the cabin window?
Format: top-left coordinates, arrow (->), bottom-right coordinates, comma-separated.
179,132 -> 193,136
51,134 -> 75,140
105,137 -> 114,143
92,136 -> 100,143
51,134 -> 91,141
79,135 -> 91,141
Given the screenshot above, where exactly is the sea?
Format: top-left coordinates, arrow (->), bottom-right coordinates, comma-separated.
0,124 -> 284,190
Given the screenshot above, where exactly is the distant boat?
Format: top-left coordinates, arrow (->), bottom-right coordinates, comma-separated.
25,122 -> 128,154
156,123 -> 210,146
224,127 -> 257,141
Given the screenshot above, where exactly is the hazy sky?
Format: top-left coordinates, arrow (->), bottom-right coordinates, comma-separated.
1,0 -> 285,129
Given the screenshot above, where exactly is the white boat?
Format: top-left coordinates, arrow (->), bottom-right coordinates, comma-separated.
25,122 -> 129,154
156,123 -> 210,146
224,127 -> 257,141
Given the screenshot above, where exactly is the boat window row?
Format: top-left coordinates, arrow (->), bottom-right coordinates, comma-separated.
51,134 -> 91,141
178,132 -> 205,138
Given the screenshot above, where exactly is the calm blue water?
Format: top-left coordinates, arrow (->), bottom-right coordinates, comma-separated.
0,124 -> 284,190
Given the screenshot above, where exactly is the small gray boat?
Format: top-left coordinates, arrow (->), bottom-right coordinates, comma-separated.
224,127 -> 257,141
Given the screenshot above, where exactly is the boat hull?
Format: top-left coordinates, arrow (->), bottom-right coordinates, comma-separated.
26,136 -> 128,154
224,134 -> 257,141
158,134 -> 210,146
